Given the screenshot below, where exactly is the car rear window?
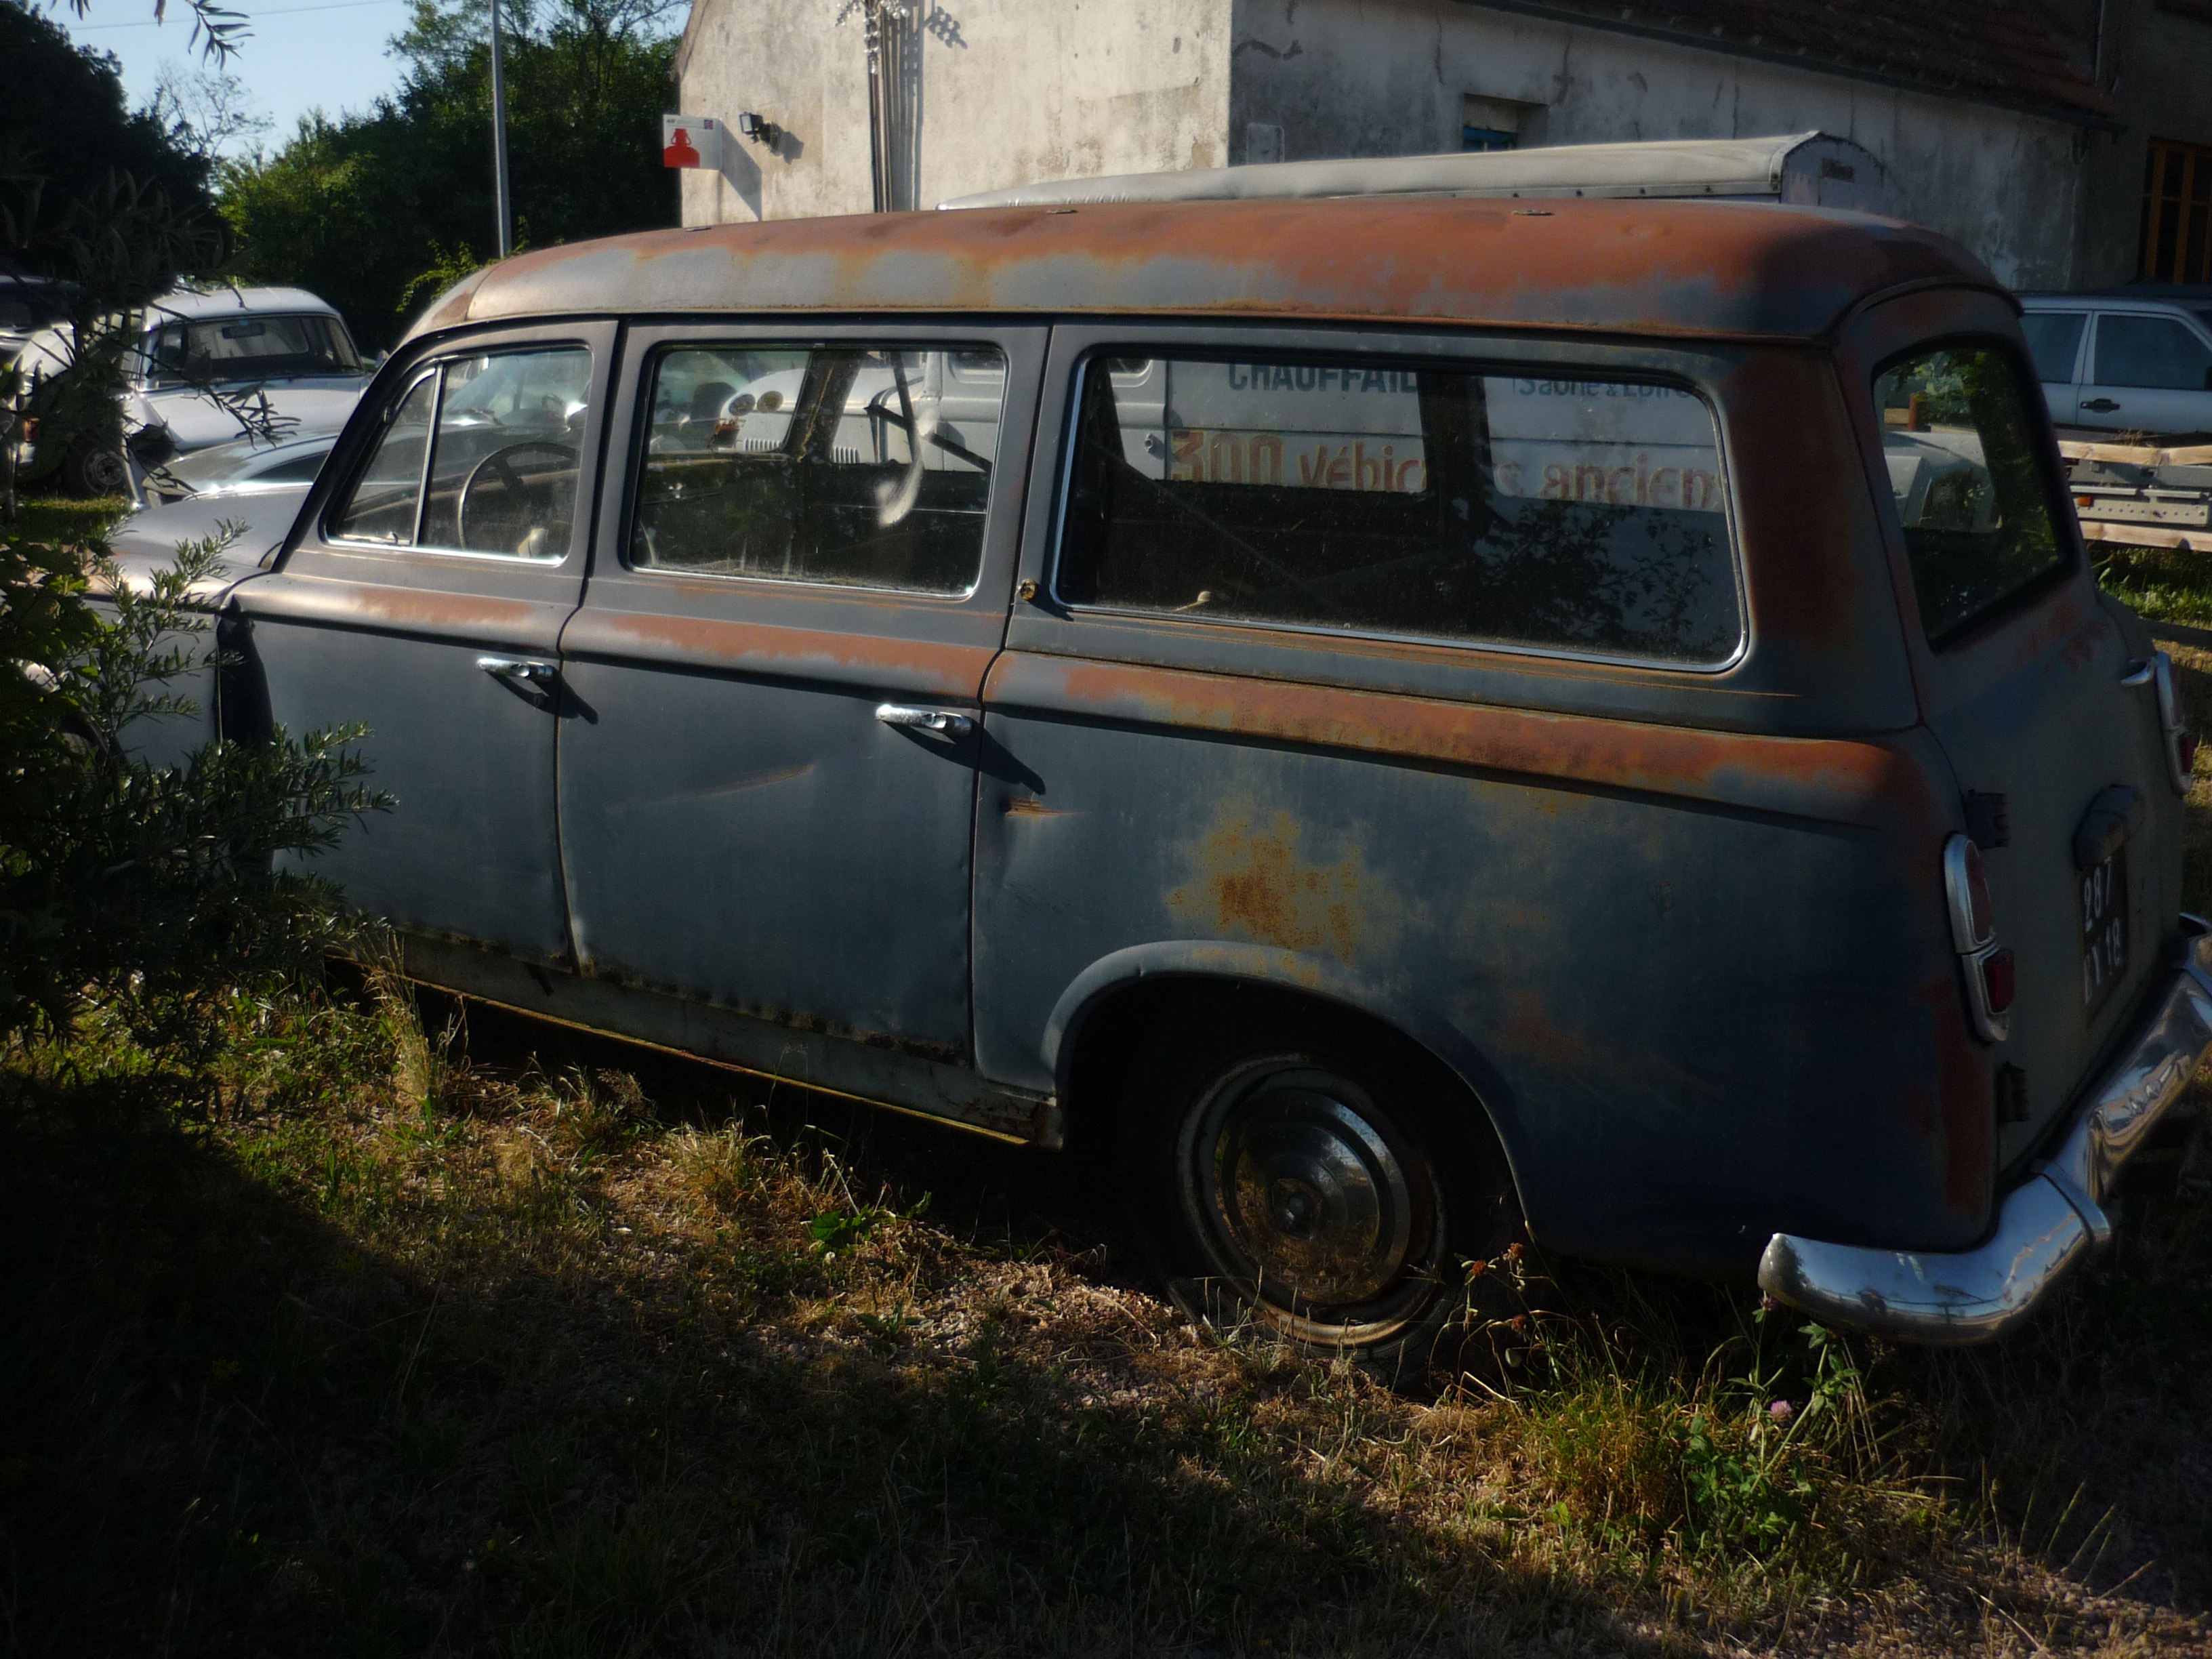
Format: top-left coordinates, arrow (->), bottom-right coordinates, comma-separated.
1875,345 -> 2069,648
1054,352 -> 1742,665
146,312 -> 362,384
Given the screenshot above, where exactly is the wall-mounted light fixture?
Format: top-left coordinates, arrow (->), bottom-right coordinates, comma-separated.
735,112 -> 781,146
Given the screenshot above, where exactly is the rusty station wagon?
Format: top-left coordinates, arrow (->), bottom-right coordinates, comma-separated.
148,191 -> 2212,1359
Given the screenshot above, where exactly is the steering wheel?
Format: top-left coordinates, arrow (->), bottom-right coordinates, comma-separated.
457,440 -> 578,551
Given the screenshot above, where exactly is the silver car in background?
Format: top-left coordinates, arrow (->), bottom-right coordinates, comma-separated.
2020,289 -> 2212,441
138,432 -> 335,508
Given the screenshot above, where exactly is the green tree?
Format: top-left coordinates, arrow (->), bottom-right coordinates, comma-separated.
220,0 -> 682,353
1,1 -> 386,1051
0,0 -> 220,279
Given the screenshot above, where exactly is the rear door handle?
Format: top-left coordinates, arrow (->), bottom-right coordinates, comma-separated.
2081,397 -> 2122,413
477,655 -> 558,687
875,702 -> 973,735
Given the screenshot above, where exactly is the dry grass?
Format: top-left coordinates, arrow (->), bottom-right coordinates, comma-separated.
3,971 -> 2207,1658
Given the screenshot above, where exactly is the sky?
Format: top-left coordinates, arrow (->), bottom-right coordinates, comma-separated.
62,0 -> 422,156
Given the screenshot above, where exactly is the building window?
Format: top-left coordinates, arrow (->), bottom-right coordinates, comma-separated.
2140,137 -> 2212,283
1461,94 -> 1532,155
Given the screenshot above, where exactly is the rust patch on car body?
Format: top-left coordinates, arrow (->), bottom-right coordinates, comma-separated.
993,651 -> 1936,832
565,609 -> 993,698
1170,800 -> 1368,962
403,196 -> 2001,350
255,575 -> 551,642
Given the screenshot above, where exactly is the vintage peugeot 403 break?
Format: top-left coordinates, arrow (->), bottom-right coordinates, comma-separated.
146,186 -> 2212,1361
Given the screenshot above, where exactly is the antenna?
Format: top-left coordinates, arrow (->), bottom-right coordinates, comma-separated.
490,0 -> 514,257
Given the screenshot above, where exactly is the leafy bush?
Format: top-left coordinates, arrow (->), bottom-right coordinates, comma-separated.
0,525 -> 387,1052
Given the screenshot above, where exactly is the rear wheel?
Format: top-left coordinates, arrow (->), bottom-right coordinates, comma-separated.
1117,1004 -> 1521,1375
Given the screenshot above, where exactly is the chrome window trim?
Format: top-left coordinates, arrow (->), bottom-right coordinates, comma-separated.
1044,346 -> 1752,677
619,337 -> 1011,604
323,363 -> 440,552
323,341 -> 591,564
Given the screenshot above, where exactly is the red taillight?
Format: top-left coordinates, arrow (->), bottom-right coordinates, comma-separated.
2182,731 -> 2201,779
1982,947 -> 2016,1015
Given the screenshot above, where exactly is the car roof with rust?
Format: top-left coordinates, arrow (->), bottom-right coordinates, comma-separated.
403,196 -> 2002,346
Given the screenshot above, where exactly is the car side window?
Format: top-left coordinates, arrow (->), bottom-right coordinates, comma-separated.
330,371 -> 436,544
2018,312 -> 2085,384
629,343 -> 1004,596
328,344 -> 590,556
1054,352 -> 1742,665
2093,314 -> 2212,391
1875,344 -> 2068,647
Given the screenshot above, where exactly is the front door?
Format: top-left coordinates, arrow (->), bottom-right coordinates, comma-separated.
238,325 -> 615,962
555,325 -> 1042,1059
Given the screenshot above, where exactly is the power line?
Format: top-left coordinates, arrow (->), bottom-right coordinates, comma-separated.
73,0 -> 406,30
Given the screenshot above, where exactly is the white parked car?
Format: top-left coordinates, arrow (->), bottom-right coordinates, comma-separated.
12,283 -> 371,495
0,268 -> 72,365
2019,289 -> 2212,441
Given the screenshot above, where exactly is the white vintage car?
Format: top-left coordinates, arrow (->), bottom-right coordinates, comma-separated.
12,284 -> 371,496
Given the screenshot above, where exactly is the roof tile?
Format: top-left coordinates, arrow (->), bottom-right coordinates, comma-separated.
1536,0 -> 2115,121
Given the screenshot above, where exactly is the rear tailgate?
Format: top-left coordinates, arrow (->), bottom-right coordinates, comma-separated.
1871,340 -> 2186,1172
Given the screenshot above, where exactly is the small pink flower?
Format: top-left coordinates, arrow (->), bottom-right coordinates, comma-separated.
1769,1399 -> 1795,1424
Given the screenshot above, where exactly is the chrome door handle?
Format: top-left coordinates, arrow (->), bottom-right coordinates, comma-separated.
2123,657 -> 2156,687
875,702 -> 974,735
477,655 -> 557,686
2082,397 -> 2122,413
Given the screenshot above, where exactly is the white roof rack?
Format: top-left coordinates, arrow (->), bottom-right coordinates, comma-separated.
939,131 -> 1896,218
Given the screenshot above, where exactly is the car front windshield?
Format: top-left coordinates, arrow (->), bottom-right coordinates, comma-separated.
144,312 -> 363,386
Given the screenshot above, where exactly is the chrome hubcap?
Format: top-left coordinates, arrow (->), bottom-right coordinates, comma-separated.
1180,1059 -> 1434,1323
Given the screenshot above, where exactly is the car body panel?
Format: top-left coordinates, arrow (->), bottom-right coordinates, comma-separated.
405,198 -> 1999,347
969,318 -> 1981,1275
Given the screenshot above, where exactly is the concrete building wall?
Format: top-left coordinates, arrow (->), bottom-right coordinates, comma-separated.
1226,0 -> 2091,289
672,0 -> 2106,289
675,0 -> 1233,226
2070,0 -> 2212,287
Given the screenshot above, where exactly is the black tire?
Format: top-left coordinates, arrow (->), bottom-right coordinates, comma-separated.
1116,998 -> 1523,1379
60,441 -> 130,497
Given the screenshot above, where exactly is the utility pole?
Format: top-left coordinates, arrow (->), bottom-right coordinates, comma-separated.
489,0 -> 514,258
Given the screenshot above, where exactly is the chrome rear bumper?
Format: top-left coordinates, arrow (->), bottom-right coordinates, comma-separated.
1759,917 -> 2212,1345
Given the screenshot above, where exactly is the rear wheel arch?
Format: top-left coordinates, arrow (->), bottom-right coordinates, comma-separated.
1061,970 -> 1531,1368
1051,956 -> 1530,1217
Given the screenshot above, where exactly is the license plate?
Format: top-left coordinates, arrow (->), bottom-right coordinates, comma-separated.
2081,849 -> 2128,1015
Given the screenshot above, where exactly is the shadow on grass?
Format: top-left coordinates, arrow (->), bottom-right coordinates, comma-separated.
0,1054 -> 1673,1659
